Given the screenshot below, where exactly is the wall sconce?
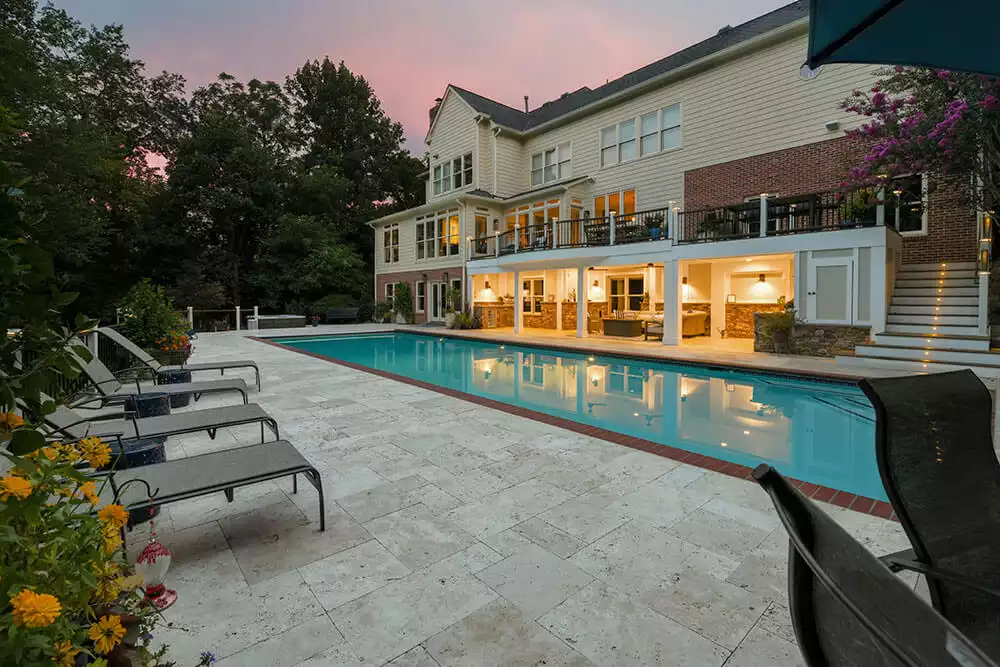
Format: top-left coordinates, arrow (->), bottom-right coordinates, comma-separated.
492,218 -> 500,231
484,279 -> 491,289
682,277 -> 688,284
422,273 -> 427,282
727,294 -> 736,303
443,272 -> 449,282
759,273 -> 766,283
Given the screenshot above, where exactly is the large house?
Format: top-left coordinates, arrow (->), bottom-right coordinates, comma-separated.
369,2 -> 992,371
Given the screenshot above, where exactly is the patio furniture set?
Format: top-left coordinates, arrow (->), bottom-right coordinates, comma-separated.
757,369 -> 1000,666
29,328 -> 326,534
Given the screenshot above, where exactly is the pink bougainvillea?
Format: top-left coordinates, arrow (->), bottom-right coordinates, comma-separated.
841,66 -> 1000,211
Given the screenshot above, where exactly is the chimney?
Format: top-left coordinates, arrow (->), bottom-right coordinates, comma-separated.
428,97 -> 443,130
523,95 -> 529,112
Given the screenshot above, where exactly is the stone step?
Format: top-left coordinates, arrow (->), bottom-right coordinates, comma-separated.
891,295 -> 978,307
899,261 -> 977,271
889,304 -> 978,316
871,332 -> 990,351
893,286 -> 978,298
885,323 -> 983,335
894,278 -> 977,289
836,354 -> 1000,379
855,344 -> 1000,364
896,268 -> 977,280
886,313 -> 979,326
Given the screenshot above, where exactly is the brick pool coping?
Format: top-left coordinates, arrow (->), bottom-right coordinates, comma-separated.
251,335 -> 896,521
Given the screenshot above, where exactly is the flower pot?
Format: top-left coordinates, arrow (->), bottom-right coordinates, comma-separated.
648,227 -> 661,239
772,329 -> 792,354
395,313 -> 408,324
150,346 -> 191,366
156,369 -> 193,408
445,312 -> 457,329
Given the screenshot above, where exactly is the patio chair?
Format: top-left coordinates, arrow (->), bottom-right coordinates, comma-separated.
752,464 -> 997,667
72,345 -> 250,406
101,440 -> 325,531
40,399 -> 279,445
96,327 -> 261,390
858,370 -> 1000,658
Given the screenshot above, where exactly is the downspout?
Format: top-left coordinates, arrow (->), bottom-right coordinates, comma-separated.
492,125 -> 501,195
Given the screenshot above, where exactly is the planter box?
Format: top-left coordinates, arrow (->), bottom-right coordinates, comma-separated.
257,314 -> 307,329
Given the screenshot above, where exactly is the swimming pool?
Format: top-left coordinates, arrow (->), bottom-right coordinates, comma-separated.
270,332 -> 885,500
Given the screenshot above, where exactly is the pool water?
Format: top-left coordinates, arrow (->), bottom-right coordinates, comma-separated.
272,333 -> 885,500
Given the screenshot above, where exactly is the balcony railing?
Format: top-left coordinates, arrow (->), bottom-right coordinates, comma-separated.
468,189 -> 898,260
469,206 -> 675,259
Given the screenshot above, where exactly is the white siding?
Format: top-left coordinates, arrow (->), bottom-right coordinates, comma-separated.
519,30 -> 877,212
426,92 -> 478,203
477,123 -> 493,192
494,133 -> 527,197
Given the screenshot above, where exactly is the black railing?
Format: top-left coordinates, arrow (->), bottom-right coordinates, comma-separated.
614,207 -> 672,244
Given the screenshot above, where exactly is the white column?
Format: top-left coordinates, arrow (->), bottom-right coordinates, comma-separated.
467,273 -> 474,312
979,274 -> 990,336
514,224 -> 520,252
556,270 -> 564,331
576,266 -> 586,338
187,306 -> 194,327
759,194 -> 768,238
871,245 -> 888,333
609,211 -> 616,245
235,305 -> 241,331
513,269 -> 522,333
662,259 -> 681,345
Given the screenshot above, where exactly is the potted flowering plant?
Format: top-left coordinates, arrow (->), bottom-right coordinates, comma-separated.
118,281 -> 191,366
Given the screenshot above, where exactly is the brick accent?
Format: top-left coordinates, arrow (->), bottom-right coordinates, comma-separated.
376,267 -> 463,324
726,303 -> 784,338
684,137 -> 977,264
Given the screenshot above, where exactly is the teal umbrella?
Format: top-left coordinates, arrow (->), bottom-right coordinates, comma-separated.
807,0 -> 1000,77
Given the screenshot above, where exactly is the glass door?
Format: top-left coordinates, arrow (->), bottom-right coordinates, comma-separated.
429,283 -> 446,322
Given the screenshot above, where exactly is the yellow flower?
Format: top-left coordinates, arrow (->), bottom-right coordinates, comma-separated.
88,615 -> 126,655
102,525 -> 122,554
10,589 -> 61,627
0,411 -> 24,431
93,562 -> 122,602
78,481 -> 100,505
0,475 -> 32,501
118,574 -> 144,591
61,443 -> 82,463
53,640 -> 80,667
99,504 -> 129,529
40,446 -> 59,461
78,436 -> 111,468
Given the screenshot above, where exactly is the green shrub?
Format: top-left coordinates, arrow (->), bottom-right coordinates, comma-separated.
393,282 -> 414,323
311,293 -> 354,314
445,286 -> 463,313
117,279 -> 189,352
373,301 -> 393,323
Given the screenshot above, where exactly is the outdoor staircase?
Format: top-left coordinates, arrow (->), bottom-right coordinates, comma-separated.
837,261 -> 1000,377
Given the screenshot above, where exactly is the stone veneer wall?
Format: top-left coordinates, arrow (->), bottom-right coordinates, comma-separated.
753,313 -> 871,357
523,302 -> 558,329
475,304 -> 514,328
726,303 -> 784,338
682,302 -> 711,336
562,302 -> 609,332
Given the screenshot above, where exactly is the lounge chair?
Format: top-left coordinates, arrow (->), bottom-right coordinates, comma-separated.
102,440 -> 325,531
72,345 -> 249,406
40,400 -> 279,445
752,464 -> 997,667
858,370 -> 1000,658
96,327 -> 261,391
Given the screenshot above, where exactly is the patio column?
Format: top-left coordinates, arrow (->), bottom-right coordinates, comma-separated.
513,269 -> 522,333
576,266 -> 586,338
555,270 -> 564,331
871,245 -> 888,333
466,273 -> 474,312
662,260 -> 681,345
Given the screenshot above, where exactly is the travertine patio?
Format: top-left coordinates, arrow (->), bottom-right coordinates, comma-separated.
135,326 -> 918,667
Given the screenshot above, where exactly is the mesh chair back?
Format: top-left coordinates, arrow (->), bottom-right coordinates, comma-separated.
15,395 -> 88,440
753,464 -> 996,667
859,370 -> 1000,652
96,327 -> 160,370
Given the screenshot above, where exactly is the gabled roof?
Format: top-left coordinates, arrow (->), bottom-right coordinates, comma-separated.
447,1 -> 808,135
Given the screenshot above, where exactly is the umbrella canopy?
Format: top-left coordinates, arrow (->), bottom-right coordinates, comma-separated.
807,0 -> 1000,77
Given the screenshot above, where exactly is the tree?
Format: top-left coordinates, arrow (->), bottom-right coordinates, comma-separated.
841,67 -> 1000,211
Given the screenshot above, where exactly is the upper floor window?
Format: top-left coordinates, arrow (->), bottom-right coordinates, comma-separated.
602,103 -> 681,166
415,209 -> 460,259
594,189 -> 636,218
385,282 -> 395,304
433,153 -> 473,195
383,224 -> 399,264
530,143 -> 571,187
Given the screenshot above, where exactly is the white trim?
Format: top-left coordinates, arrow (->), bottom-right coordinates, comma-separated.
892,173 -> 930,237
415,280 -> 426,313
529,141 -> 573,188
425,85 -> 479,145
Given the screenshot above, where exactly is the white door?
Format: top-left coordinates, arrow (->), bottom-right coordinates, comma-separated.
807,258 -> 854,324
429,283 -> 446,322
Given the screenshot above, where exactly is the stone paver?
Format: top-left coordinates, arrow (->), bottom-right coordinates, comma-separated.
148,328 -> 910,665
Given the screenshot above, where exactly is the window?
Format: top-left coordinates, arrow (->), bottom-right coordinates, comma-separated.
594,189 -> 636,219
522,278 -> 544,314
521,354 -> 545,386
602,103 -> 681,166
609,276 -> 644,311
888,174 -> 927,234
433,153 -> 472,195
383,224 -> 399,263
415,209 -> 460,260
505,200 -> 560,248
385,282 -> 395,305
530,142 -> 571,186
416,281 -> 426,313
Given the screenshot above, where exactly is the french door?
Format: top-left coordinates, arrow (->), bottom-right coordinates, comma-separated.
429,283 -> 446,322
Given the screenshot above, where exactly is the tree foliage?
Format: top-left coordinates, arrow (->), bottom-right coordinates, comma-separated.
842,67 -> 1000,211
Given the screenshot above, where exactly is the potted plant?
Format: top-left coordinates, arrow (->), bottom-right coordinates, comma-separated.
645,212 -> 665,240
761,308 -> 796,354
393,282 -> 414,324
839,188 -> 879,226
444,286 -> 463,328
567,288 -> 576,303
373,300 -> 393,323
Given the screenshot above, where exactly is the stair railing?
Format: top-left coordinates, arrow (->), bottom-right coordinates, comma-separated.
977,210 -> 993,336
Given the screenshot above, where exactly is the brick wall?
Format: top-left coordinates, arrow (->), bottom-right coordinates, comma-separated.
562,301 -> 609,333
684,136 -> 977,264
376,267 -> 463,324
523,303 -> 558,329
726,303 -> 784,338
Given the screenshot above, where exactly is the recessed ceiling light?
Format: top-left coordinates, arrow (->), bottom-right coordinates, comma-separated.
720,442 -> 728,447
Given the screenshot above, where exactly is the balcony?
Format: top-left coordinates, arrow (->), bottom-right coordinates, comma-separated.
468,188 -> 898,261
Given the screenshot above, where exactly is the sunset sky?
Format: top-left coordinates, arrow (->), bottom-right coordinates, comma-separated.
62,0 -> 790,152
